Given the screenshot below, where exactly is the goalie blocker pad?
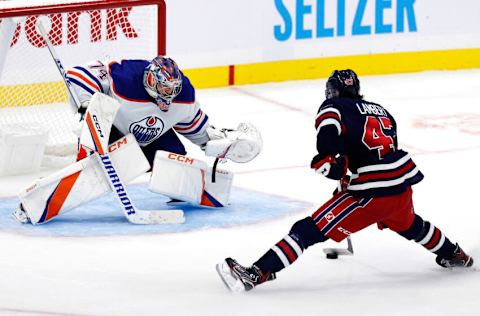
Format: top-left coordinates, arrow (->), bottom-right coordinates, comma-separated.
149,151 -> 233,207
19,134 -> 149,224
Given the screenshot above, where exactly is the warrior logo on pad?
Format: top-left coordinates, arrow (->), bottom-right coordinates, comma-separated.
129,116 -> 164,145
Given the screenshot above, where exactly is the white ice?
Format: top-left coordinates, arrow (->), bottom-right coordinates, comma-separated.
1,70 -> 480,316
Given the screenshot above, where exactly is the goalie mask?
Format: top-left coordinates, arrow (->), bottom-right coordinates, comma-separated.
144,56 -> 183,111
325,69 -> 361,100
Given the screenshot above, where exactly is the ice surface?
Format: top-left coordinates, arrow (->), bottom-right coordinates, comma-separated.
1,70 -> 479,316
0,186 -> 311,237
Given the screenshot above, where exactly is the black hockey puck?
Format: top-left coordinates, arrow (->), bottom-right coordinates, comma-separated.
326,252 -> 338,259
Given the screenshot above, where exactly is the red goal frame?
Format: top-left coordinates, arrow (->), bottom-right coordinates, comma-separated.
0,0 -> 166,55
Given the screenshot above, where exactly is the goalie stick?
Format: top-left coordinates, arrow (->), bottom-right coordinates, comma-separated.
37,22 -> 80,114
38,22 -> 184,224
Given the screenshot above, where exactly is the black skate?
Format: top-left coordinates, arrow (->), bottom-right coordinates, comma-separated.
216,257 -> 276,292
436,244 -> 474,268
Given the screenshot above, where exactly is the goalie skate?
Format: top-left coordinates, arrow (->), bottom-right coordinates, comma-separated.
11,204 -> 30,224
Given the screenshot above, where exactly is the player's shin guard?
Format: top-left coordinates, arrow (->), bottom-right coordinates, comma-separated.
254,217 -> 327,274
398,214 -> 457,260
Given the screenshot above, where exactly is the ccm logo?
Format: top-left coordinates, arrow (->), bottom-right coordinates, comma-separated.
337,227 -> 352,236
92,115 -> 104,138
108,137 -> 128,152
168,153 -> 194,165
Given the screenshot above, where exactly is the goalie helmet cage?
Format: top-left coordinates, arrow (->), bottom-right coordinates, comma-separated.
0,0 -> 166,158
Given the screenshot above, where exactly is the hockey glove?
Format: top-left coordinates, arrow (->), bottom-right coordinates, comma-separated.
311,154 -> 347,180
204,123 -> 262,163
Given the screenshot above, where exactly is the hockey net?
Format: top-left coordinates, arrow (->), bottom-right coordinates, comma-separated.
0,0 -> 165,161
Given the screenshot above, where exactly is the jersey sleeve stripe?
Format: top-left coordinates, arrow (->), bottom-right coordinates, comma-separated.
175,113 -> 209,135
316,118 -> 342,136
67,70 -> 101,93
174,110 -> 203,131
73,66 -> 104,93
316,107 -> 341,120
315,112 -> 341,129
68,77 -> 95,96
175,109 -> 201,127
180,115 -> 209,135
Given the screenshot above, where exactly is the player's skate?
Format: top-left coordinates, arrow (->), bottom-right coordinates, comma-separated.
216,257 -> 276,292
436,243 -> 474,268
11,204 -> 30,224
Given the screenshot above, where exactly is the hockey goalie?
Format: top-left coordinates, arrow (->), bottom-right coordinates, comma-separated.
12,56 -> 262,225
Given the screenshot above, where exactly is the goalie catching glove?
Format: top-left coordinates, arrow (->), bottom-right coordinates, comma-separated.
204,123 -> 262,163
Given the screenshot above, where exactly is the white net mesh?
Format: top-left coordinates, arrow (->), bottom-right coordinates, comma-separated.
0,1 -> 161,157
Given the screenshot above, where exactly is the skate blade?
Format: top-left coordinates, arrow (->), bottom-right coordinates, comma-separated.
323,248 -> 353,256
11,208 -> 29,224
215,262 -> 246,293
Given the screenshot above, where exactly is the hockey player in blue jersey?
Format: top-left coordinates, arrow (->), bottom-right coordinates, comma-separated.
216,69 -> 474,292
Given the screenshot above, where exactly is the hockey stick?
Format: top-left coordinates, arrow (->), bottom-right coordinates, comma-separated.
85,102 -> 185,224
37,22 -> 80,114
323,236 -> 354,259
322,175 -> 354,258
38,22 -> 184,224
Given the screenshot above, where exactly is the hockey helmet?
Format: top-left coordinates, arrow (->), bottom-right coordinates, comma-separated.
144,56 -> 182,111
325,69 -> 361,99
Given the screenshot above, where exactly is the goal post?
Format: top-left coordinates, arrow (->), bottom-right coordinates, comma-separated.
0,0 -> 166,159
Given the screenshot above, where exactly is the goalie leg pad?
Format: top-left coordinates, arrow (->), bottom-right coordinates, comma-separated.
203,167 -> 233,207
19,134 -> 149,224
149,151 -> 233,207
19,155 -> 108,224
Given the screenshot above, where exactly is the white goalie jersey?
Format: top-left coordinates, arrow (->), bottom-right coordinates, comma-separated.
66,59 -> 210,147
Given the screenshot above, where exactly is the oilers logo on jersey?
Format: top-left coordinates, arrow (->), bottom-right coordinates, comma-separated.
129,116 -> 165,145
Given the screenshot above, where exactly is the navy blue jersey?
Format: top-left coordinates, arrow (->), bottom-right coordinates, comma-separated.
315,97 -> 423,197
